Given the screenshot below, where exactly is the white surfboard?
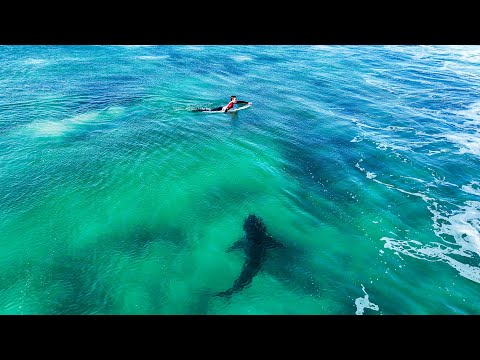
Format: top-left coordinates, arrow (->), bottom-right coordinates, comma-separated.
205,103 -> 252,113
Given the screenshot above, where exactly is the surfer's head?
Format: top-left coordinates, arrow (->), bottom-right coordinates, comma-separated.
230,95 -> 237,102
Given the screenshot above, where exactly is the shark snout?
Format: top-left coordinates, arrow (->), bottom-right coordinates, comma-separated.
243,214 -> 264,232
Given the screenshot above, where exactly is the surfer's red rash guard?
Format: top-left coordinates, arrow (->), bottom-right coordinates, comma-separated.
225,101 -> 235,111
224,100 -> 249,112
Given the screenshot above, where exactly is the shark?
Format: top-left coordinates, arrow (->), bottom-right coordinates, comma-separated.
216,214 -> 285,298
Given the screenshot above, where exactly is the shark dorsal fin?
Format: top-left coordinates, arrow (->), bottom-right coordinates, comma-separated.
227,238 -> 245,252
265,234 -> 286,249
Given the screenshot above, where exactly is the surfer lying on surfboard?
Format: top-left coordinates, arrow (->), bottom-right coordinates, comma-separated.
193,95 -> 252,113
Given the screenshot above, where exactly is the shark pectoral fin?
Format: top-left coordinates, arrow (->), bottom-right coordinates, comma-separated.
227,239 -> 245,252
266,235 -> 286,249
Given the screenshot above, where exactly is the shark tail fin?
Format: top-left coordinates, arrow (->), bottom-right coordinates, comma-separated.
215,288 -> 234,298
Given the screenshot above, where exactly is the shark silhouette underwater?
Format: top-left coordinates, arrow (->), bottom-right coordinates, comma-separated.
216,214 -> 286,298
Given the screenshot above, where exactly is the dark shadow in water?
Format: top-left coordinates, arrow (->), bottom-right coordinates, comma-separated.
207,214 -> 357,314
40,253 -> 115,315
263,240 -> 358,314
0,253 -> 115,315
0,260 -> 35,300
282,144 -> 353,213
187,288 -> 213,315
94,223 -> 187,259
34,223 -> 186,314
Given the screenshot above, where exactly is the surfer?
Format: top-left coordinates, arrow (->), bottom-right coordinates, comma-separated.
193,95 -> 252,112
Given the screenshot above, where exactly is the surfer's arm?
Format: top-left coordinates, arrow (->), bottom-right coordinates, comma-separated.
236,100 -> 250,105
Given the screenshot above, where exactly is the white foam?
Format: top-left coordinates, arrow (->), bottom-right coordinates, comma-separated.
382,236 -> 480,284
231,55 -> 253,62
68,112 -> 100,124
119,45 -> 154,48
381,237 -> 438,261
376,141 -> 411,152
356,161 -> 433,200
185,46 -> 204,51
135,55 -> 169,60
439,52 -> 480,81
445,45 -> 480,63
377,179 -> 433,202
441,255 -> 480,283
411,45 -> 436,60
362,74 -> 398,93
383,45 -> 409,53
23,58 -> 50,66
311,45 -> 332,50
427,150 -> 447,156
355,284 -> 379,315
456,101 -> 480,123
381,200 -> 480,284
441,133 -> 480,156
462,182 -> 480,197
105,106 -> 125,116
432,200 -> 480,256
26,109 -> 118,137
432,101 -> 480,156
349,117 -> 382,130
30,121 -> 69,136
60,57 -> 91,62
355,162 -> 365,172
400,175 -> 427,184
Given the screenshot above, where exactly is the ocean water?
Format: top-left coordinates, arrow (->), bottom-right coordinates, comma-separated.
1,45 -> 479,315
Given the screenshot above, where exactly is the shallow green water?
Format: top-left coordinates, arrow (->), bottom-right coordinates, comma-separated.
1,45 -> 479,314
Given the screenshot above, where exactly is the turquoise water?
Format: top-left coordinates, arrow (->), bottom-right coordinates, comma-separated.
1,45 -> 479,315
